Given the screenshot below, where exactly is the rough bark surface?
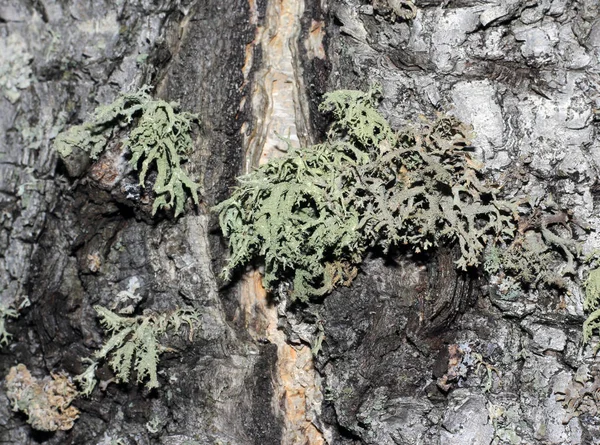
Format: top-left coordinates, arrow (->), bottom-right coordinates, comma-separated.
312,0 -> 600,444
0,0 -> 599,444
1,1 -> 282,444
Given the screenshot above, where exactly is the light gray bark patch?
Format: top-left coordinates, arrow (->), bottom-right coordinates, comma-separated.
440,391 -> 494,445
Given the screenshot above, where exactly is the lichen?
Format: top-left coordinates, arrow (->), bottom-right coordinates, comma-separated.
0,297 -> 30,349
5,364 -> 80,431
583,255 -> 600,346
437,343 -> 500,393
0,302 -> 18,347
77,306 -> 199,395
54,87 -> 200,216
0,34 -> 33,104
554,364 -> 600,423
215,86 -> 517,301
96,434 -> 127,445
484,201 -> 580,300
372,0 -> 417,21
488,402 -> 523,445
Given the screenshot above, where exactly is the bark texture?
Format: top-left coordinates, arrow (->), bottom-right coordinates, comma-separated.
0,0 -> 599,444
313,1 -> 599,444
1,1 -> 282,444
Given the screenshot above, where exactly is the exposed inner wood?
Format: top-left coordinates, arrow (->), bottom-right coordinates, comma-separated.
238,0 -> 325,443
242,0 -> 314,172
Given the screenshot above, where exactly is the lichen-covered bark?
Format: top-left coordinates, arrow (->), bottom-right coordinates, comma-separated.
1,0 -> 599,444
1,1 -> 283,444
307,0 -> 600,443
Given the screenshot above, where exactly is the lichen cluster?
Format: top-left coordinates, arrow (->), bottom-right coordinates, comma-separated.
215,86 -> 517,301
0,34 -> 33,104
54,87 -> 200,216
0,302 -> 18,347
436,343 -> 500,393
5,364 -> 80,431
77,306 -> 199,395
372,0 -> 418,21
555,364 -> 600,423
583,257 -> 600,346
483,201 -> 580,299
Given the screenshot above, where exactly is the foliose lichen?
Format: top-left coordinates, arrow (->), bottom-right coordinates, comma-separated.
483,200 -> 581,299
554,364 -> 600,423
0,302 -> 18,347
372,0 -> 418,21
436,343 -> 500,393
5,364 -> 80,431
0,297 -> 29,349
54,87 -> 200,216
215,86 -> 517,301
583,254 -> 600,347
77,306 -> 199,395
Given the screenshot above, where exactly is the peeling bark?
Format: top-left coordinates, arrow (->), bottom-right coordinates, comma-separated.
1,0 -> 600,444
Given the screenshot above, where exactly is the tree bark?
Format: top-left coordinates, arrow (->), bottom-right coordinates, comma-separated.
1,0 -> 599,444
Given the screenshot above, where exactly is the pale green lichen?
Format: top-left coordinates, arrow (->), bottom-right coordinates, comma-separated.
77,306 -> 199,395
215,86 -> 517,301
0,303 -> 19,347
485,232 -> 565,289
484,201 -> 581,299
0,297 -> 29,348
583,255 -> 600,346
16,111 -> 67,153
0,34 -> 33,104
54,87 -> 200,216
488,402 -> 523,445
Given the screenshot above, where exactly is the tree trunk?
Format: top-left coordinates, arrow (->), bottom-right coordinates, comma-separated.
1,0 -> 598,444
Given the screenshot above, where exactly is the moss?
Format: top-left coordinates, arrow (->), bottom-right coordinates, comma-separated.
54,87 -> 200,216
215,87 -> 517,301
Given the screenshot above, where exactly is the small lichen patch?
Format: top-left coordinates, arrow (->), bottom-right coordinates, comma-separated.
372,0 -> 417,21
54,87 -> 201,216
0,297 -> 30,349
0,303 -> 18,347
0,34 -> 33,104
583,257 -> 600,347
554,364 -> 600,424
5,364 -> 79,431
484,201 -> 580,299
437,343 -> 500,393
77,306 -> 199,395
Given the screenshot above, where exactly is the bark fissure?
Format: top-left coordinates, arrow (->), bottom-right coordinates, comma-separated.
239,0 -> 326,443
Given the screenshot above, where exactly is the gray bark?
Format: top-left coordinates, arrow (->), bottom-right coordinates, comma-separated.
1,0 -> 599,444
